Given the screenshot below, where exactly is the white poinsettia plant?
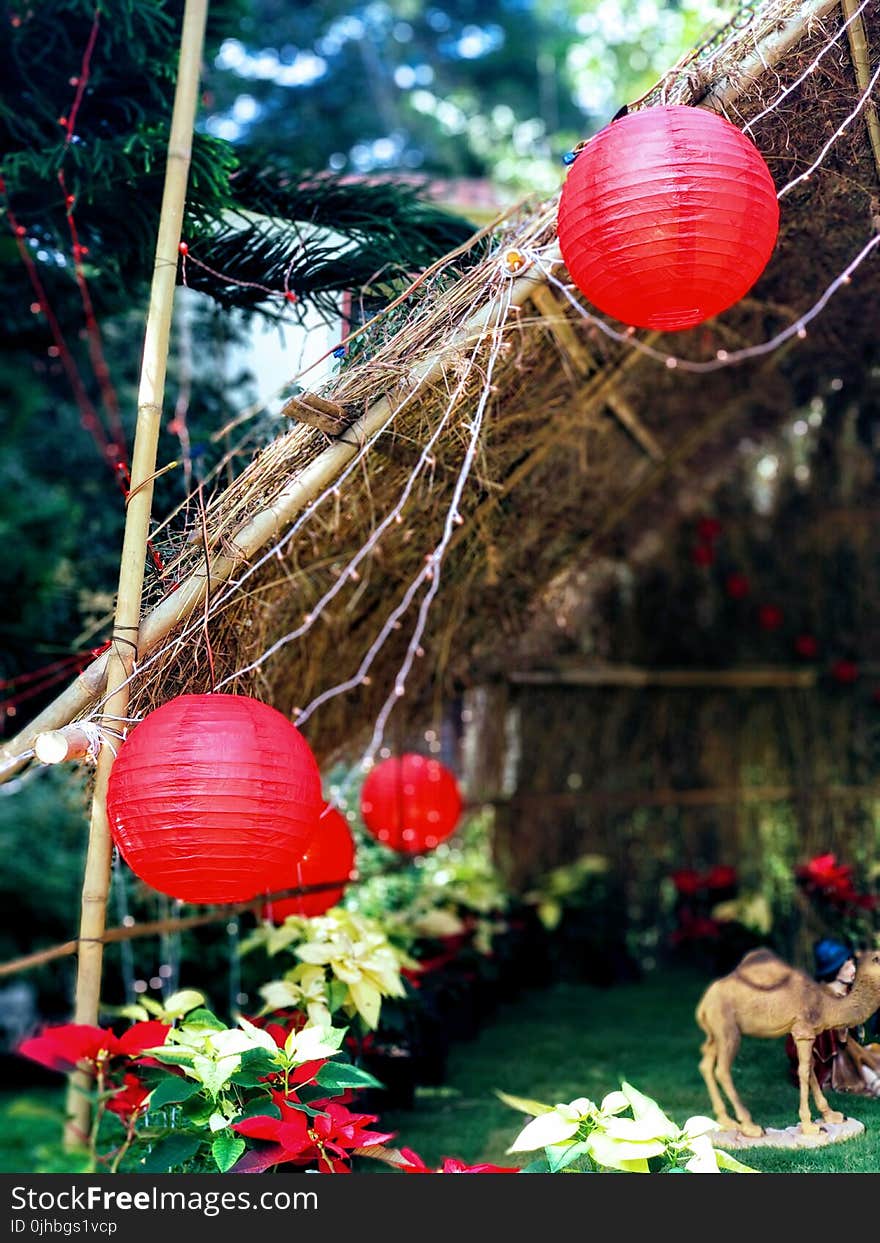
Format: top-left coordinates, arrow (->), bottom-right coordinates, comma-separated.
501,1081 -> 756,1174
243,908 -> 414,1030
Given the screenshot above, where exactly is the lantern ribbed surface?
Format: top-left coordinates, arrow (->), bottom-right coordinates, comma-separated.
360,753 -> 462,854
557,105 -> 779,331
106,694 -> 323,904
264,803 -> 356,922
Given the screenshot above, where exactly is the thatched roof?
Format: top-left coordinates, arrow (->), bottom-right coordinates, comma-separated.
4,0 -> 880,774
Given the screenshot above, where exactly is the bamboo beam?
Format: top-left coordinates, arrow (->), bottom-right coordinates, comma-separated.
698,0 -> 849,115
0,878 -> 352,981
507,666 -> 817,688
498,784 -> 880,810
64,0 -> 209,1148
841,0 -> 880,182
529,283 -> 666,462
0,255 -> 554,784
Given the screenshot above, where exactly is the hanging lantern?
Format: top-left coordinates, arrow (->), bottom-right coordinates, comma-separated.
106,694 -> 323,904
263,803 -> 356,922
360,753 -> 462,854
557,105 -> 779,331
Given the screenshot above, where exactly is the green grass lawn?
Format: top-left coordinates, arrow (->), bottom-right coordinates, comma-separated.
375,969 -> 880,1174
3,969 -> 878,1173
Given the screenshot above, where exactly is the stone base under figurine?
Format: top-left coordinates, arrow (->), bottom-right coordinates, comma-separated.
711,1116 -> 864,1150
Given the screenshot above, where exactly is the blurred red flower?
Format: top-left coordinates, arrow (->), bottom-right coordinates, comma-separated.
397,1147 -> 519,1174
725,573 -> 750,599
758,604 -> 783,631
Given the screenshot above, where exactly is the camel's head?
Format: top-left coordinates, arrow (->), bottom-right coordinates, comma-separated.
855,949 -> 880,982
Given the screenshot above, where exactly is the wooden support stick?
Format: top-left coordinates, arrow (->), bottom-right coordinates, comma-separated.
841,0 -> 880,182
529,283 -> 666,462
496,784 -> 880,810
64,0 -> 209,1148
507,665 -> 817,688
33,725 -> 101,766
0,878 -> 352,980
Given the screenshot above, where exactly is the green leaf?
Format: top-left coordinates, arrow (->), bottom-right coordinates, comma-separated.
507,1110 -> 580,1153
212,1132 -> 246,1174
147,1078 -> 202,1111
233,1099 -> 282,1124
136,1133 -> 202,1174
315,1063 -> 382,1091
546,1140 -> 592,1173
161,989 -> 207,1017
496,1090 -> 554,1116
181,1008 -> 226,1031
715,1149 -> 759,1174
519,1156 -> 550,1174
145,1048 -> 196,1067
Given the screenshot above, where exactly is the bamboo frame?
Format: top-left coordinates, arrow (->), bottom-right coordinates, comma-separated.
841,0 -> 880,181
498,783 -> 880,809
64,0 -> 209,1147
507,666 -> 818,688
0,878 -> 352,980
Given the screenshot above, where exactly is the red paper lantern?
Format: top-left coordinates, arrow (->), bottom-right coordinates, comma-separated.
557,106 -> 779,331
263,803 -> 356,922
360,754 -> 462,854
106,694 -> 323,904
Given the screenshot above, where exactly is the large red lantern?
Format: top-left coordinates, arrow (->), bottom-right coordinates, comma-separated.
360,753 -> 462,854
263,803 -> 356,922
106,694 -> 323,904
557,105 -> 779,332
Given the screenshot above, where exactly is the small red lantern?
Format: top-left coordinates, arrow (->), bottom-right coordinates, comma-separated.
557,106 -> 779,331
106,694 -> 323,904
360,754 -> 462,854
263,804 -> 356,922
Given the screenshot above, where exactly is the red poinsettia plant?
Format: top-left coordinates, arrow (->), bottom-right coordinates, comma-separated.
17,993 -> 393,1175
795,852 -> 877,912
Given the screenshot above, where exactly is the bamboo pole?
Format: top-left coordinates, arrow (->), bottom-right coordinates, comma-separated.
64,0 -> 209,1148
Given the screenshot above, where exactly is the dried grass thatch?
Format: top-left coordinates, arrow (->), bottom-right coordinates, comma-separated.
3,0 -> 880,773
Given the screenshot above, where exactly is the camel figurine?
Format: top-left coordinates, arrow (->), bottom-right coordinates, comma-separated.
696,946 -> 880,1137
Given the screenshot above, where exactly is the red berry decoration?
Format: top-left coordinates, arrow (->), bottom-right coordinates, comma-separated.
106,694 -> 323,904
263,804 -> 356,922
794,634 -> 819,659
758,604 -> 783,631
557,106 -> 779,331
691,543 -> 715,567
696,517 -> 722,543
360,754 -> 462,854
831,659 -> 859,685
725,573 -> 750,600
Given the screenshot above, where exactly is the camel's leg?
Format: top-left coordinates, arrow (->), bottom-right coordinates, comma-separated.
793,1036 -> 820,1135
698,1034 -> 740,1133
809,1068 -> 845,1126
712,1029 -> 762,1138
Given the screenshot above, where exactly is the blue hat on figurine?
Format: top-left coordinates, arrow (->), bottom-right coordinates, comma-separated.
813,937 -> 854,982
